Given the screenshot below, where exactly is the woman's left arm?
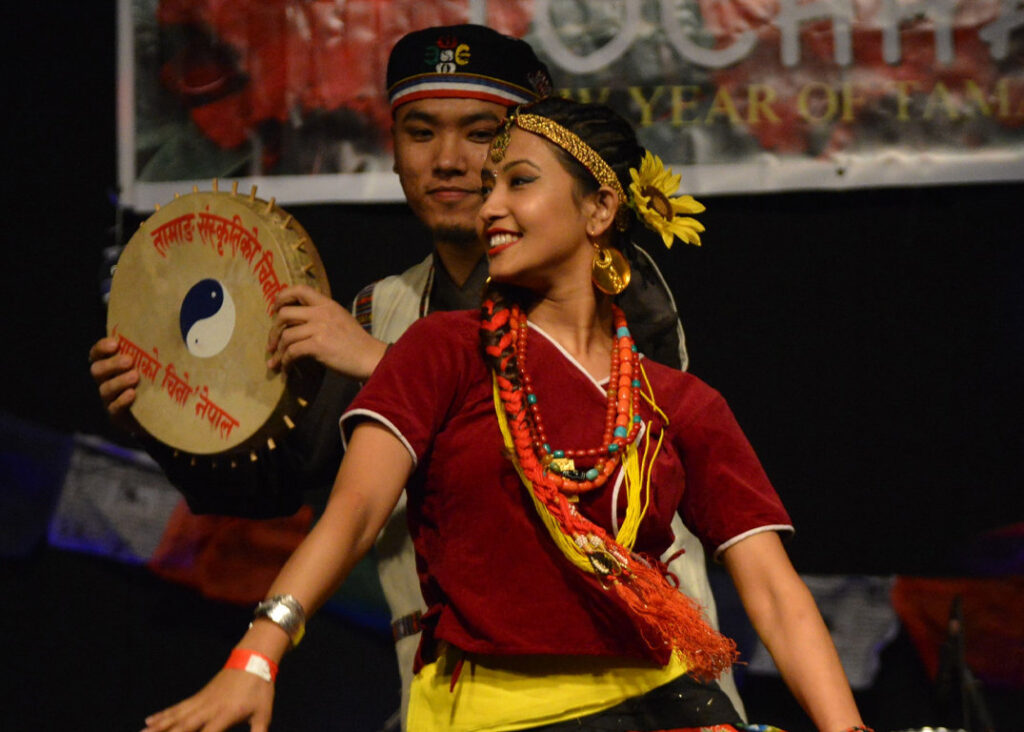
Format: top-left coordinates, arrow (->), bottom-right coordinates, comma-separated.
722,531 -> 865,732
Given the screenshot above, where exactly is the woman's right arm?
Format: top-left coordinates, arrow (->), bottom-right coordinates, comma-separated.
141,421 -> 413,732
722,532 -> 864,732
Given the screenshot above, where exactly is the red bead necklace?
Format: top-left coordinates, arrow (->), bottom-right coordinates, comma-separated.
507,304 -> 642,495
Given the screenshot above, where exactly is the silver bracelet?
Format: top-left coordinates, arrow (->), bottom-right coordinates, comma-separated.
252,594 -> 306,647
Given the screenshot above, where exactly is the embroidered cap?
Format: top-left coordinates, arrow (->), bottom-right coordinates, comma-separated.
387,24 -> 553,114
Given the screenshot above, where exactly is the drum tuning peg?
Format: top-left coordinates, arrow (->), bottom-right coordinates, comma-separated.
280,214 -> 293,229
250,451 -> 258,463
231,181 -> 239,196
211,178 -> 219,192
264,197 -> 276,214
189,456 -> 197,467
248,185 -> 258,202
267,437 -> 277,450
297,397 -> 308,408
174,192 -> 181,199
192,184 -> 199,194
292,237 -> 308,252
230,459 -> 238,469
154,202 -> 161,211
283,415 -> 295,430
301,263 -> 315,277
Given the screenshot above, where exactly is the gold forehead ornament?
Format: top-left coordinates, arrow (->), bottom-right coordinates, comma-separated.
490,114 -> 625,199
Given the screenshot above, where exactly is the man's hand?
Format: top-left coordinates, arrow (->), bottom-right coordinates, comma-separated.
268,285 -> 388,382
141,667 -> 275,732
88,336 -> 138,427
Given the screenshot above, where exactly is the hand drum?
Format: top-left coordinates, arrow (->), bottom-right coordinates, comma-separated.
107,182 -> 330,463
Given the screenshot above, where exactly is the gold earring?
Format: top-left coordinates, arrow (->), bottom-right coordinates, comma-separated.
591,243 -> 631,295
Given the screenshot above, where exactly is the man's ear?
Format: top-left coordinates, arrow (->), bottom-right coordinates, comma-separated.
585,185 -> 621,237
391,127 -> 399,173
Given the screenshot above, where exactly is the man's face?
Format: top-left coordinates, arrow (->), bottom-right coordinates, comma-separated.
392,98 -> 508,245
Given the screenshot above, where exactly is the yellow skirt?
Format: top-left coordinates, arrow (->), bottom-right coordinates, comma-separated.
408,646 -> 690,732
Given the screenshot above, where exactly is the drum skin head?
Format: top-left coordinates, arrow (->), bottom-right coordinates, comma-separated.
107,184 -> 329,460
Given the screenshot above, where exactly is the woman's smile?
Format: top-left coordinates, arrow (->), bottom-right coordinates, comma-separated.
485,228 -> 521,257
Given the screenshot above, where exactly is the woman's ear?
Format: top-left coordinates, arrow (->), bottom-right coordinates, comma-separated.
584,185 -> 621,238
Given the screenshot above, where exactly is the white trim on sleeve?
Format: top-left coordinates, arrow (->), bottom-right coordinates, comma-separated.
339,409 -> 419,469
713,524 -> 795,562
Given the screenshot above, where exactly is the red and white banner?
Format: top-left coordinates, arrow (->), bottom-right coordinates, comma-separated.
118,0 -> 1024,209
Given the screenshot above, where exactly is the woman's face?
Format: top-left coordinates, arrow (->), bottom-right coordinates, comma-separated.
478,128 -> 595,292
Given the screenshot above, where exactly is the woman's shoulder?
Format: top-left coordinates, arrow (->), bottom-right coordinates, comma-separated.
638,356 -> 710,391
363,309 -> 484,399
403,309 -> 479,337
391,309 -> 481,356
638,357 -> 724,418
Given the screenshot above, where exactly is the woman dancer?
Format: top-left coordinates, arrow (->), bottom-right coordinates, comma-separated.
144,97 -> 868,732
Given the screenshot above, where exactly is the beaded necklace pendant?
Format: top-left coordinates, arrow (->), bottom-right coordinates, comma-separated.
506,304 -> 642,495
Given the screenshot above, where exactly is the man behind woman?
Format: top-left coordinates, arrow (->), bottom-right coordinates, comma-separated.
143,96 -> 867,732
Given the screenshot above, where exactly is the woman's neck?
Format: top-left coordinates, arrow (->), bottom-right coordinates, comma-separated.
526,290 -> 615,381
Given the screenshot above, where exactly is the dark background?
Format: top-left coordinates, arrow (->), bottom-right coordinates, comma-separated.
2,4 -> 1021,731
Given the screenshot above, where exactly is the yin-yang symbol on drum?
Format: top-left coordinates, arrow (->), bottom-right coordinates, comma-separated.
179,278 -> 236,358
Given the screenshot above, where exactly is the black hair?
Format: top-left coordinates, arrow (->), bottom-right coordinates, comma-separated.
479,98 -> 644,386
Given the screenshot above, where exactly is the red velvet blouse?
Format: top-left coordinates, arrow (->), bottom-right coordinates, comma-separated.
342,310 -> 791,667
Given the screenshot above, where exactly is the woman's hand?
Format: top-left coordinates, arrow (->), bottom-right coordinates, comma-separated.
142,667 -> 275,732
140,422 -> 411,732
267,285 -> 388,381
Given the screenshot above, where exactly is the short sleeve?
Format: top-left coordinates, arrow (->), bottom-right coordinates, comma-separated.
675,390 -> 794,560
340,311 -> 476,467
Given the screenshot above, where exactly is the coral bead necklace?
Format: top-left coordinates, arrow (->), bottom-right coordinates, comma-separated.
507,303 -> 643,495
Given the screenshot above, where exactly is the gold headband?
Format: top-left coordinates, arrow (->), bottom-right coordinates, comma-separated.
490,110 -> 706,248
490,113 -> 628,205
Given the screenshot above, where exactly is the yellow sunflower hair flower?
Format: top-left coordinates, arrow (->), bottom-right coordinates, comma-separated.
628,151 -> 705,248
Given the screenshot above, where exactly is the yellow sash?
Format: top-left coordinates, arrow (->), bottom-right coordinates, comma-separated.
408,647 -> 689,732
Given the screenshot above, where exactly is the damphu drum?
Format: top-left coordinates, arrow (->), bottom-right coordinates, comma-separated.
107,182 -> 329,464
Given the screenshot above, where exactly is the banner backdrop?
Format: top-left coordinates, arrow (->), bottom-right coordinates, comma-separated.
118,0 -> 1024,209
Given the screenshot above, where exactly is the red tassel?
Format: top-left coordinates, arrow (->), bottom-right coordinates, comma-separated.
610,560 -> 737,681
449,653 -> 466,692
